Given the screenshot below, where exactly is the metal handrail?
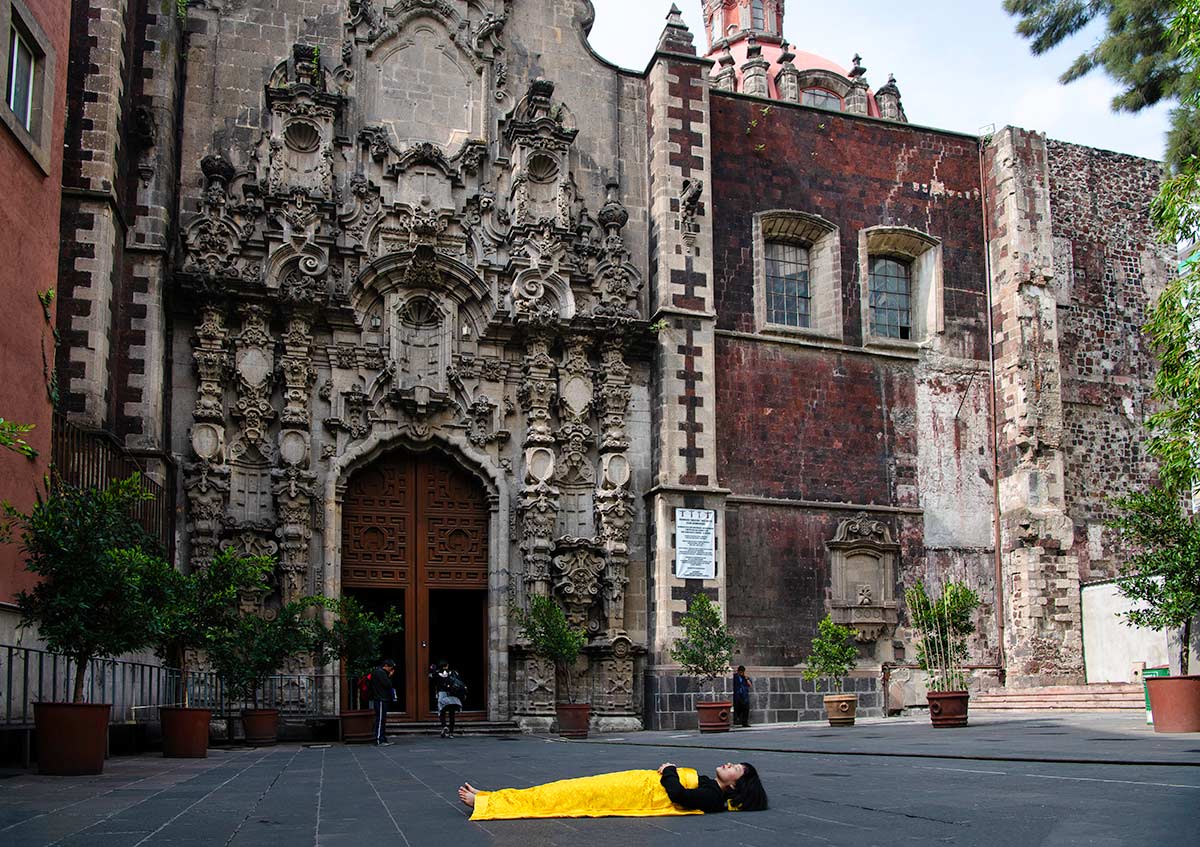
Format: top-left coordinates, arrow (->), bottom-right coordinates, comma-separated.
1,644 -> 339,725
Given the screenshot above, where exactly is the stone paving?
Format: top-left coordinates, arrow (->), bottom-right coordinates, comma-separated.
1,712 -> 1196,846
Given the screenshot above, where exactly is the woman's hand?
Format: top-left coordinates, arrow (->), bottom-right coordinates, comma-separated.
657,762 -> 677,774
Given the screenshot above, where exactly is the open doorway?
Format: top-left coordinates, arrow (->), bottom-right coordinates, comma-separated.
426,589 -> 487,715
343,587 -> 407,714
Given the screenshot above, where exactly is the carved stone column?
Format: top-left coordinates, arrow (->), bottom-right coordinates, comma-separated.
595,338 -> 633,636
274,306 -> 317,603
185,302 -> 231,571
517,332 -> 559,598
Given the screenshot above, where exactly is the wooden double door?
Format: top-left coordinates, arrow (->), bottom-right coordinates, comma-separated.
341,450 -> 489,720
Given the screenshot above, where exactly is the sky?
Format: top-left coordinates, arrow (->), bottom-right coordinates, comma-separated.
584,0 -> 1172,161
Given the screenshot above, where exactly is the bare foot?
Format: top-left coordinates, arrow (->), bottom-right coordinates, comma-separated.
458,783 -> 479,808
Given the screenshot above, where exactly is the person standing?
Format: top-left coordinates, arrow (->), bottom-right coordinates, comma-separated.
732,665 -> 753,728
431,660 -> 465,738
370,659 -> 397,746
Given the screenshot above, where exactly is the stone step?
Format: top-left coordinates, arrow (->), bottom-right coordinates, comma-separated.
382,719 -> 524,736
973,684 -> 1143,711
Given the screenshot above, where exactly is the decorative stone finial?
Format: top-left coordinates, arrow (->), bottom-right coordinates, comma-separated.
850,54 -> 866,79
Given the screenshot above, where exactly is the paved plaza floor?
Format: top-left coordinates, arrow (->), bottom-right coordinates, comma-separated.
1,712 -> 1197,846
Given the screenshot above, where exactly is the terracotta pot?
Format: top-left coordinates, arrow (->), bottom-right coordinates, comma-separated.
555,703 -> 591,738
823,693 -> 858,727
161,706 -> 212,758
697,700 -> 732,733
241,708 -> 280,746
927,691 -> 969,728
1146,675 -> 1200,733
340,709 -> 376,743
34,702 -> 111,775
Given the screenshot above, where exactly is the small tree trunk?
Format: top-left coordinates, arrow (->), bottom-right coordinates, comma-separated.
72,655 -> 89,703
1182,618 -> 1192,676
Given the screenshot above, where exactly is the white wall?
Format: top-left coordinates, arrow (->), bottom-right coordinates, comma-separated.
1082,582 -> 1200,680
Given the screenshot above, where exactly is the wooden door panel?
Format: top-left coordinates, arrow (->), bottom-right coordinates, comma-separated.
342,450 -> 489,721
421,458 -> 489,587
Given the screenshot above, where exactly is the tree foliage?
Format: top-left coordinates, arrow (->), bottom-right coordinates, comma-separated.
670,593 -> 737,701
802,615 -> 860,693
905,582 -> 980,692
9,476 -> 166,702
206,595 -> 329,707
321,595 -> 402,707
125,546 -> 276,705
512,594 -> 587,703
0,418 -> 36,459
1003,0 -> 1199,168
1144,2 -> 1200,493
1108,486 -> 1200,674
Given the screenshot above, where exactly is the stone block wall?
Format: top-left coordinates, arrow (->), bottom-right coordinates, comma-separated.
645,670 -> 882,730
1045,140 -> 1172,583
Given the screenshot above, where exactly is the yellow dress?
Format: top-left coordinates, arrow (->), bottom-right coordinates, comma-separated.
470,767 -> 706,820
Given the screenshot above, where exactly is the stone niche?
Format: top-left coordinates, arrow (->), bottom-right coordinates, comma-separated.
826,513 -> 899,644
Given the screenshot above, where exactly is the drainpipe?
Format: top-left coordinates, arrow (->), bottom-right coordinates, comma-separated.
978,134 -> 1007,686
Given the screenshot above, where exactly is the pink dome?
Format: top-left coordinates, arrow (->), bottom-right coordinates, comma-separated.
706,38 -> 882,117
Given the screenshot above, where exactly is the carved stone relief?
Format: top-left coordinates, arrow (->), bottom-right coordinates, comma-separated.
826,513 -> 900,642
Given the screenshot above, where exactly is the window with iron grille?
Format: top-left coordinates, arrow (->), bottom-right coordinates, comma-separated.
751,0 -> 765,30
868,256 -> 912,340
765,240 -> 811,328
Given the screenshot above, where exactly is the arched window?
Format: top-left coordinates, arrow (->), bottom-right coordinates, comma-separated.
801,88 -> 843,111
765,241 -> 810,327
751,0 -> 765,30
868,257 -> 912,340
755,211 -> 843,340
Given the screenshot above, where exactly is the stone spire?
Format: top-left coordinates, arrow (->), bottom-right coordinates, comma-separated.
876,73 -> 908,123
658,4 -> 697,55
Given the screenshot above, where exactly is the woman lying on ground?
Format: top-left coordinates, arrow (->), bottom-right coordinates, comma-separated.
457,761 -> 767,820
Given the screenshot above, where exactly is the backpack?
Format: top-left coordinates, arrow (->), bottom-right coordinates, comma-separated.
445,671 -> 468,699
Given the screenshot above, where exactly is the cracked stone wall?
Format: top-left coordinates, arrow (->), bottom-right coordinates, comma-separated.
984,129 -> 1170,687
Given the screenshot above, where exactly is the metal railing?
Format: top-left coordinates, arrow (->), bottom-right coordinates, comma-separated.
50,413 -> 176,558
1,644 -> 337,727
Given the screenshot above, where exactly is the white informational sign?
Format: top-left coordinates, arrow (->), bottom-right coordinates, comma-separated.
675,508 -> 716,579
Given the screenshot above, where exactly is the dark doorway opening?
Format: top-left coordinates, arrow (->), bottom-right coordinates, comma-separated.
344,587 -> 407,713
427,589 -> 487,714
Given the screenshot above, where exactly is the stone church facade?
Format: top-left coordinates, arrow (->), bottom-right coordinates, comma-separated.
49,0 -> 1171,730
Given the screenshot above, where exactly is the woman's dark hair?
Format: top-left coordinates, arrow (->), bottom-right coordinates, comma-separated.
727,763 -> 768,811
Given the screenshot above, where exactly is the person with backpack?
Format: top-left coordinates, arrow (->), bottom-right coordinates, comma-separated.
369,659 -> 397,746
431,660 -> 466,738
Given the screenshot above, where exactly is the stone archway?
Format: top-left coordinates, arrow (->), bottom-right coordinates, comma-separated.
340,448 -> 490,721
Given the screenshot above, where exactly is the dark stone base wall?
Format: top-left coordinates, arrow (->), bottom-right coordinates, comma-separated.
644,670 -> 881,730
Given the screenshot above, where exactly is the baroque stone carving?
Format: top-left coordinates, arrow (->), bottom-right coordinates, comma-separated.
826,513 -> 900,642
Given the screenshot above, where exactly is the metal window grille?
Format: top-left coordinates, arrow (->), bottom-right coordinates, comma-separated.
801,88 -> 842,112
765,240 -> 810,328
869,256 -> 912,339
751,0 -> 765,30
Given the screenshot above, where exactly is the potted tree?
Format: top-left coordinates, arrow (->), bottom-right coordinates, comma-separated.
7,475 -> 170,774
671,593 -> 737,733
324,596 -> 402,743
207,593 -> 328,746
803,614 -> 861,726
905,581 -> 980,728
1109,485 -> 1200,732
513,594 -> 589,738
146,547 -> 274,756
